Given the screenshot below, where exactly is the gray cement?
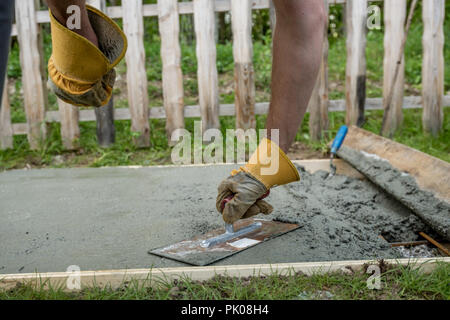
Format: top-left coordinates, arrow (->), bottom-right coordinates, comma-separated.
0,164 -> 437,274
337,146 -> 450,241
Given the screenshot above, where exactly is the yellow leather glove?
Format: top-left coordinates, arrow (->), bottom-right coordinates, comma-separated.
216,138 -> 300,224
48,5 -> 127,107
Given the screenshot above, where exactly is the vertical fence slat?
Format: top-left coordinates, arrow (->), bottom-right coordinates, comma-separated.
309,1 -> 329,141
0,76 -> 13,149
15,0 -> 47,149
269,0 -> 276,33
122,0 -> 150,147
231,0 -> 256,130
193,0 -> 220,133
158,0 -> 185,143
345,0 -> 367,127
382,0 -> 406,137
422,0 -> 444,136
58,100 -> 80,150
87,0 -> 116,147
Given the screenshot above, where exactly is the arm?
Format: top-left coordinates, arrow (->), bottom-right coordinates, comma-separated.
45,0 -> 98,47
267,0 -> 327,152
217,0 -> 327,223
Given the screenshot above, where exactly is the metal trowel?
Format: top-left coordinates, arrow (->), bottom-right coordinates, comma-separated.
149,192 -> 300,266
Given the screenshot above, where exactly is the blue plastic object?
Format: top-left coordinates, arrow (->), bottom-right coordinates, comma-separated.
330,125 -> 348,155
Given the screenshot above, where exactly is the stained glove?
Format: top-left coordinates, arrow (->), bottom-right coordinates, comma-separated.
216,138 -> 300,224
48,5 -> 127,107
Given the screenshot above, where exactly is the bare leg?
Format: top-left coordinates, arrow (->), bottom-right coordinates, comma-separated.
45,0 -> 98,47
267,0 -> 326,152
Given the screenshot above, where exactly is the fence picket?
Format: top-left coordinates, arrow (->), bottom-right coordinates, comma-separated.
158,0 -> 185,143
15,0 -> 47,149
309,1 -> 329,141
381,0 -> 406,137
3,0 -> 448,151
193,0 -> 220,133
0,76 -> 13,149
422,0 -> 444,136
345,0 -> 367,127
122,0 -> 150,147
231,0 -> 256,130
87,0 -> 116,148
58,100 -> 80,150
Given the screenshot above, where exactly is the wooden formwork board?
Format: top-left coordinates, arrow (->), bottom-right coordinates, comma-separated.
1,258 -> 448,291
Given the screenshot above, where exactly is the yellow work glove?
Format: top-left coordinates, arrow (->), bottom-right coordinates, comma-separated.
48,5 -> 127,107
216,138 -> 300,224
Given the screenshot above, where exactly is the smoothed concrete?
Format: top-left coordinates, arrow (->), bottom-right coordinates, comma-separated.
0,164 -> 435,274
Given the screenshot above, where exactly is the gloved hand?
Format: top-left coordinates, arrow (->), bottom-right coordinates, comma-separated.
216,138 -> 300,224
48,5 -> 127,107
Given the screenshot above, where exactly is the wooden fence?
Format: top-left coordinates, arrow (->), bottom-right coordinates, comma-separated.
0,0 -> 447,151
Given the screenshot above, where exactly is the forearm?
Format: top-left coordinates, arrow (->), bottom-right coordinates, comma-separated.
267,0 -> 326,152
45,0 -> 98,47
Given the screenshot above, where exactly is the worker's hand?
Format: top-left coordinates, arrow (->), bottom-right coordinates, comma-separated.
216,171 -> 273,224
216,138 -> 300,224
48,5 -> 127,107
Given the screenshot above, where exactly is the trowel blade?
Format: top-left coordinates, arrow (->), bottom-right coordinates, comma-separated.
149,218 -> 300,266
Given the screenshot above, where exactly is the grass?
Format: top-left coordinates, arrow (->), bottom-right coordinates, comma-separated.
1,261 -> 448,300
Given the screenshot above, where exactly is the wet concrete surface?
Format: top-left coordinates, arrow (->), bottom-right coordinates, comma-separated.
338,146 -> 450,241
0,164 -> 438,274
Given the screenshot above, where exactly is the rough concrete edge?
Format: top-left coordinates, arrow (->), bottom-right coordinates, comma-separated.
337,146 -> 450,241
1,257 -> 449,291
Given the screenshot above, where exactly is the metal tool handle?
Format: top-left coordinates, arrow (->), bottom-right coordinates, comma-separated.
330,125 -> 348,155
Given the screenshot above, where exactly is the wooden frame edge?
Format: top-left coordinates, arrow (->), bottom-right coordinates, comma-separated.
1,257 -> 448,291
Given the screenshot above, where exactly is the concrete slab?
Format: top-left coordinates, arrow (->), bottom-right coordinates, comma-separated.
0,163 -> 433,274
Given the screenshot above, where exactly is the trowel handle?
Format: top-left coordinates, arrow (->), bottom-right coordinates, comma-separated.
330,125 -> 348,155
221,190 -> 270,211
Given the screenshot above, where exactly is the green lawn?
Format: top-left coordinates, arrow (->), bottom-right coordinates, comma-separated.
1,261 -> 448,300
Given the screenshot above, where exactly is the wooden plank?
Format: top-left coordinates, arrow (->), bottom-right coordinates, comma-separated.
381,0 -> 406,137
58,100 -> 80,150
422,0 -> 444,136
309,1 -> 329,141
10,95 -> 450,133
340,126 -> 450,203
158,0 -> 185,144
231,0 -> 256,130
0,76 -> 13,149
15,0 -> 47,149
122,0 -> 150,147
1,257 -> 448,291
419,232 -> 450,256
345,0 -> 367,127
193,0 -> 220,133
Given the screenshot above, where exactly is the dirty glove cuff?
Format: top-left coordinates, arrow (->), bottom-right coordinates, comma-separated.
237,138 -> 300,189
48,5 -> 127,106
